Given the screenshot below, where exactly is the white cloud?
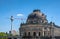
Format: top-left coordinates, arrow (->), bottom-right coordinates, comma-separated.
17,14 -> 24,16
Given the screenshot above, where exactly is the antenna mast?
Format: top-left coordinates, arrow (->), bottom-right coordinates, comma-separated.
10,16 -> 14,34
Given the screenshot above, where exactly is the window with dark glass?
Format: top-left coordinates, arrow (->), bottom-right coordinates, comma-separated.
24,32 -> 26,36
44,31 -> 46,36
33,32 -> 36,36
28,32 -> 30,36
30,21 -> 33,23
39,32 -> 40,36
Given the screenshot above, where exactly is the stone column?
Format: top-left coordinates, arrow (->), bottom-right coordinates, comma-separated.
42,27 -> 44,36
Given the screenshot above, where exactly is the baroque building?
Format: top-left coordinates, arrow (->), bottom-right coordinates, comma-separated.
19,9 -> 60,39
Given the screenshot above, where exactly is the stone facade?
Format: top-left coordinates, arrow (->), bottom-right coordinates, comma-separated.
19,9 -> 60,39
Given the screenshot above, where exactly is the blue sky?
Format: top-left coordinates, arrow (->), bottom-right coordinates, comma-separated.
0,0 -> 60,32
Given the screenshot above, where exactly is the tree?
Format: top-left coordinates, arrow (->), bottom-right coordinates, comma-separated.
0,32 -> 8,39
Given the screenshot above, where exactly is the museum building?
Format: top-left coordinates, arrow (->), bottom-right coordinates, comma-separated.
19,9 -> 57,39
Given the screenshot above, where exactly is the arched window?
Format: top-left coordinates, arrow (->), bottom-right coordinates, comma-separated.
39,32 -> 41,36
24,32 -> 26,36
30,21 -> 33,23
33,32 -> 36,36
28,32 -> 30,36
44,31 -> 46,36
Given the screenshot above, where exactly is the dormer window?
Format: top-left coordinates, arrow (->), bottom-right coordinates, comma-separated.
42,14 -> 44,16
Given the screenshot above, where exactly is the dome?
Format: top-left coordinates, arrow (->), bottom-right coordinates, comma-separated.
26,9 -> 48,24
33,9 -> 41,12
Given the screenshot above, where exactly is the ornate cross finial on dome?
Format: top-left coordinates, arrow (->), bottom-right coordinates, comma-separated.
33,9 -> 41,12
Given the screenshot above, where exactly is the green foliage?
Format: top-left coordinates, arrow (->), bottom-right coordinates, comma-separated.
0,32 -> 8,39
